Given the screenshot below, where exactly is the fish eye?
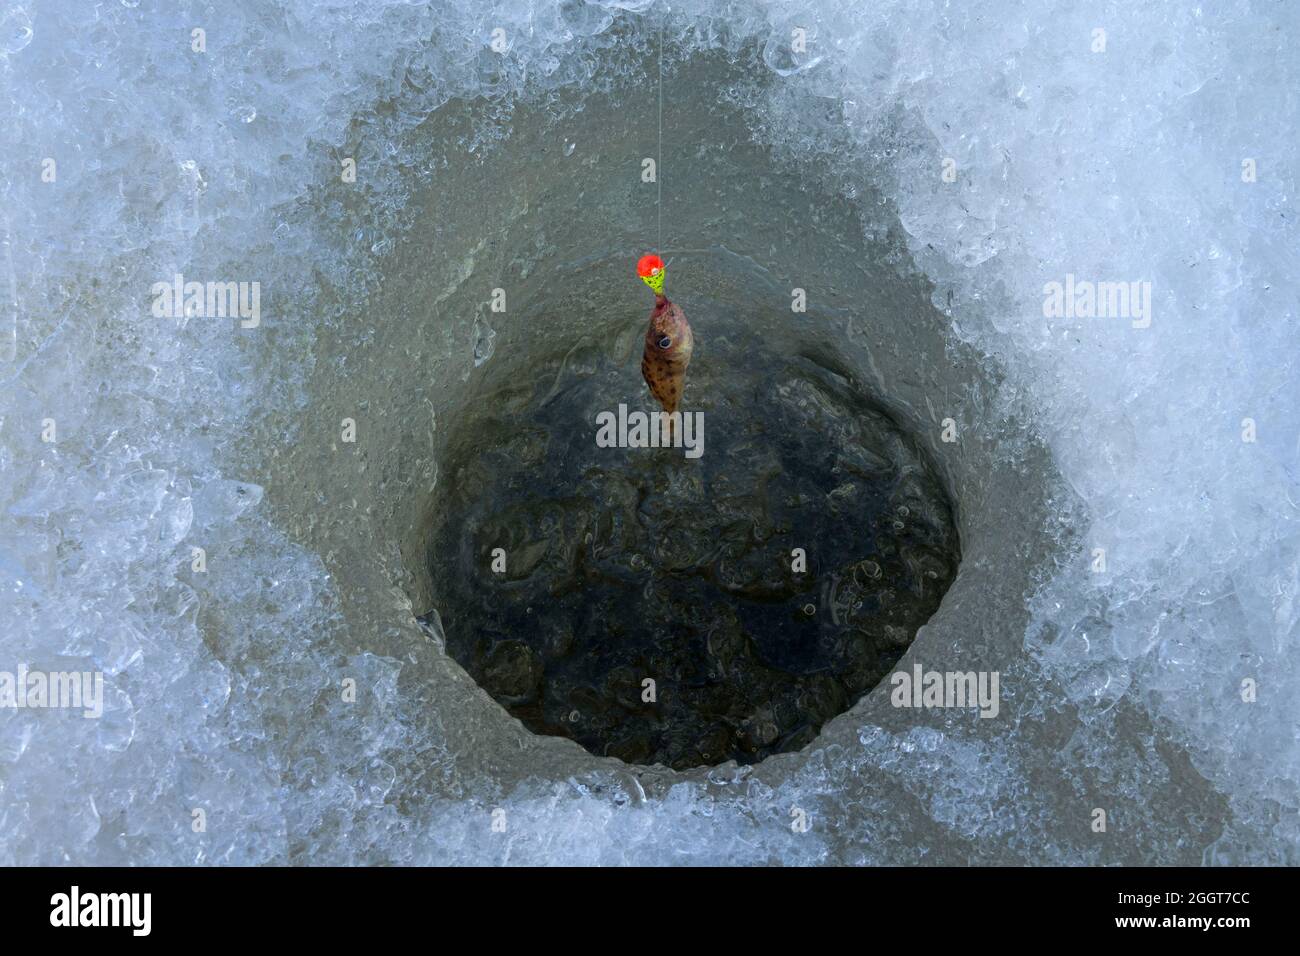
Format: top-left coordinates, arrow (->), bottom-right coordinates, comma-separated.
658,335 -> 671,349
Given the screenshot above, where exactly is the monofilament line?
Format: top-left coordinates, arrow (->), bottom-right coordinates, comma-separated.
657,7 -> 664,253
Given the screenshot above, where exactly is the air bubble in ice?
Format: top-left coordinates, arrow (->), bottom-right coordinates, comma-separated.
1,9 -> 32,55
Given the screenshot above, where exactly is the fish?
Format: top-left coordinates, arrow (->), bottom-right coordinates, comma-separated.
637,254 -> 694,439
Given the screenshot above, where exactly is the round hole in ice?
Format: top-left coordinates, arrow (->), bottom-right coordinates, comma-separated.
286,47 -> 1060,787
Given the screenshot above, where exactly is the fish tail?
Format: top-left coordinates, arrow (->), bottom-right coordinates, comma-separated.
664,398 -> 682,444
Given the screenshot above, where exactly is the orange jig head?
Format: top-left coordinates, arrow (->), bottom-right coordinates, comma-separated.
637,254 -> 666,297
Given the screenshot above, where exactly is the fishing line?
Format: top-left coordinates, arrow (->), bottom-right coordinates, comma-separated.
657,6 -> 664,254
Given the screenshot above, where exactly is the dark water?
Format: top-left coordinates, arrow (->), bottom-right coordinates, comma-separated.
423,317 -> 959,769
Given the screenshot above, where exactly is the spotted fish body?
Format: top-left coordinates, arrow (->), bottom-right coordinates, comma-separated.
641,296 -> 693,419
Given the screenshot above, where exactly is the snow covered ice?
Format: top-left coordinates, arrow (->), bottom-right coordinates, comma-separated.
1,0 -> 1297,865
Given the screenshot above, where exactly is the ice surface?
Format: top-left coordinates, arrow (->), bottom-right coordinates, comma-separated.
1,0 -> 1297,864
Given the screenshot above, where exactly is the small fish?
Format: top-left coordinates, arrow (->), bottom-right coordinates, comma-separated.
637,255 -> 694,437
